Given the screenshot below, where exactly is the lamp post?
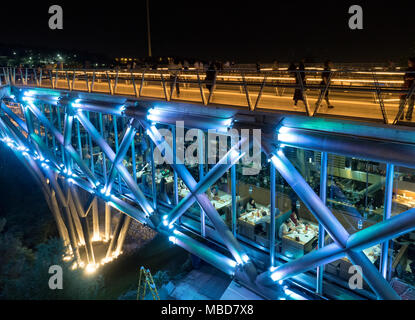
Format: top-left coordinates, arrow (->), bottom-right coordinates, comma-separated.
146,0 -> 152,57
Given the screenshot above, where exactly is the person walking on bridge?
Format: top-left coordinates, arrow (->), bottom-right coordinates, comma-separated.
205,62 -> 217,94
256,61 -> 261,72
319,60 -> 334,109
289,60 -> 306,109
398,57 -> 415,121
168,58 -> 181,97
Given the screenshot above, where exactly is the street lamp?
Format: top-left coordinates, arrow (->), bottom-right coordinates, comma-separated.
146,0 -> 152,57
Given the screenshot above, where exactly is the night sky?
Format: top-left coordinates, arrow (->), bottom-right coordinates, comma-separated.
0,1 -> 414,62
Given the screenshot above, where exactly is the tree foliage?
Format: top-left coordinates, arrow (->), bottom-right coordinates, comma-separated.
0,219 -> 104,300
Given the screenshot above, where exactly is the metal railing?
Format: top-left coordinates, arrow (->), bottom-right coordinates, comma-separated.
1,67 -> 414,125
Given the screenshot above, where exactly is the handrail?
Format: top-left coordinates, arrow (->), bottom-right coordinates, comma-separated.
1,67 -> 414,126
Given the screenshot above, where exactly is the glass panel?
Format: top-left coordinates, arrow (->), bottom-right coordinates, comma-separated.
276,147 -> 320,261
324,155 -> 385,294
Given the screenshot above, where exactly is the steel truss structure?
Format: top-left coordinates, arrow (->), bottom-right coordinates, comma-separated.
1,80 -> 415,300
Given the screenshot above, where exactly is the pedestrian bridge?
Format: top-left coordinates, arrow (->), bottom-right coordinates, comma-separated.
1,67 -> 415,300
1,66 -> 414,125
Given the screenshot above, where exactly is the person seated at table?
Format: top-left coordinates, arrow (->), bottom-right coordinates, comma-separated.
289,212 -> 303,228
279,219 -> 295,239
246,199 -> 257,211
209,186 -> 219,199
155,168 -> 162,180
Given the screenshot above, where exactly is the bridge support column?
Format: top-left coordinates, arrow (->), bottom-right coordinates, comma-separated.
44,170 -> 82,265
105,213 -> 127,260
70,186 -> 96,265
115,216 -> 131,256
67,189 -> 85,246
92,197 -> 100,241
105,202 -> 111,242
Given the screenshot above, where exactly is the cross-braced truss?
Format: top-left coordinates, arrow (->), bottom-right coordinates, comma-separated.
1,84 -> 415,300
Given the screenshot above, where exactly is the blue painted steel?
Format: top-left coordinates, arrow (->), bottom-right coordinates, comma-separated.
270,163 -> 276,267
380,164 -> 394,278
317,151 -> 327,295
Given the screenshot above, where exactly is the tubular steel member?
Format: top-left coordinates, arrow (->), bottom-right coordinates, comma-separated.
269,162 -> 277,268
104,119 -> 138,194
380,164 -> 394,279
105,202 -> 111,241
260,144 -> 400,300
42,169 -> 82,265
70,186 -> 96,265
66,187 -> 86,247
140,121 -> 258,281
317,151 -> 328,295
62,106 -> 75,173
105,212 -> 126,260
257,243 -> 345,287
114,215 -> 132,256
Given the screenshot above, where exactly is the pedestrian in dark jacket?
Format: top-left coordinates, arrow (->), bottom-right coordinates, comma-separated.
205,62 -> 217,94
398,57 -> 415,121
289,60 -> 306,107
319,59 -> 334,109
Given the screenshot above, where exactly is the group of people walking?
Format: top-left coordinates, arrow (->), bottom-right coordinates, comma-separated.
288,59 -> 334,110
167,58 -> 220,96
165,56 -> 415,121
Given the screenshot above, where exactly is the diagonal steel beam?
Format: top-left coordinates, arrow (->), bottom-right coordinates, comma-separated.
0,101 -> 28,132
264,146 -> 400,300
104,119 -> 138,194
63,108 -> 74,172
75,111 -> 154,217
70,186 -> 96,264
140,121 -> 257,279
262,206 -> 415,286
